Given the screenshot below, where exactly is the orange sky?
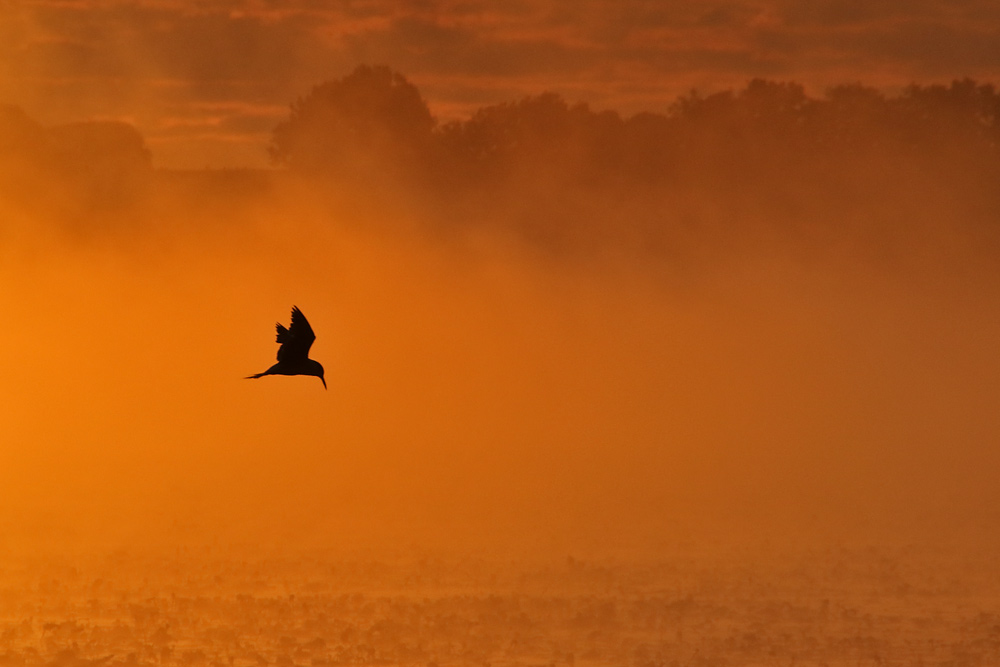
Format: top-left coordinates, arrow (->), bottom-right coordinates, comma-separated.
3,0 -> 1000,167
4,1 -> 1000,559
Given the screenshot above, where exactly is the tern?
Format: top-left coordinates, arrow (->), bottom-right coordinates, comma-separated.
246,306 -> 326,389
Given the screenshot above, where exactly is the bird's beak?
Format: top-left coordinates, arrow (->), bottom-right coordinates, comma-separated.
321,377 -> 327,390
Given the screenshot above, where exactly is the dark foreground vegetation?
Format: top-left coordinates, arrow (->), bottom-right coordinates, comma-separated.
3,65 -> 1000,259
2,547 -> 1000,667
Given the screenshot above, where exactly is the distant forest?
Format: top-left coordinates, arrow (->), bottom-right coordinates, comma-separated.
4,64 -> 1000,254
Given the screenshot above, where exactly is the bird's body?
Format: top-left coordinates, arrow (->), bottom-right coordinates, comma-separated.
246,306 -> 326,388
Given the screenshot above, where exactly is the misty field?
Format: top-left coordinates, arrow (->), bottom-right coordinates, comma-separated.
2,546 -> 999,667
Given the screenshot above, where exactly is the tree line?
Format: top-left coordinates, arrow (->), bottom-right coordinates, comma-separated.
274,65 -> 1000,251
4,65 -> 1000,251
273,66 -> 1000,186
0,105 -> 151,215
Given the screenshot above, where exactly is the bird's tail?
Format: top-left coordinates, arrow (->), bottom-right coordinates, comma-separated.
245,372 -> 267,379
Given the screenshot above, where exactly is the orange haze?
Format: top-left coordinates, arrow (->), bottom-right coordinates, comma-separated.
4,175 -> 1000,558
2,2 -> 1000,558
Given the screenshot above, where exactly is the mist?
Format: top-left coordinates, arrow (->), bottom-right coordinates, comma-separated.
3,71 -> 1000,561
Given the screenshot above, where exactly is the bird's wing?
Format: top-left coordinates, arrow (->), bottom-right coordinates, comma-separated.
276,306 -> 316,362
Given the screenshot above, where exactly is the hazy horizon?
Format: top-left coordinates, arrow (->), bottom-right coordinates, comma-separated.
3,3 -> 1000,561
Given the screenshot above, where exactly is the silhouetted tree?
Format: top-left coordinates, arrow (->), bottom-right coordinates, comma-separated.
0,110 -> 153,223
45,121 -> 152,212
270,65 -> 436,180
437,92 -> 640,197
894,79 -> 1000,160
47,121 -> 151,173
669,79 -> 815,170
271,67 -> 1000,254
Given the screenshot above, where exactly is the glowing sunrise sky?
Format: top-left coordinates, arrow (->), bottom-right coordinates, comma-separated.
4,0 -> 1000,168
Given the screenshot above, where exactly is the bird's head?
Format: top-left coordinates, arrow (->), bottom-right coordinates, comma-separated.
309,360 -> 326,390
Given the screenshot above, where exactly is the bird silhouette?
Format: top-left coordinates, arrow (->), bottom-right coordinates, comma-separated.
246,306 -> 326,389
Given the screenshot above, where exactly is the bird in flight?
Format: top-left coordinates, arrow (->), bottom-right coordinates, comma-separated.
246,306 -> 326,389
